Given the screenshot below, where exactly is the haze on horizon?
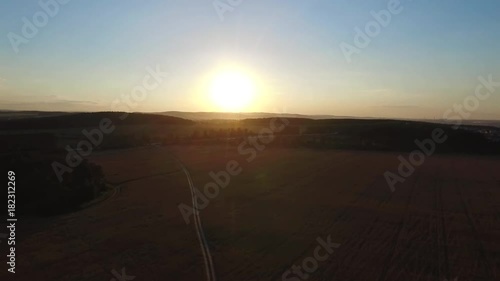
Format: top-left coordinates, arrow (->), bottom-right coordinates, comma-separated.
0,0 -> 499,120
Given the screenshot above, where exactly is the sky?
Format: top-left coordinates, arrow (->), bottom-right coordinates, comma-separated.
0,0 -> 499,120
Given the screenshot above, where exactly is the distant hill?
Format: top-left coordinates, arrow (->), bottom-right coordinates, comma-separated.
156,112 -> 500,127
0,111 -> 498,154
0,112 -> 193,130
0,110 -> 498,128
156,111 -> 343,120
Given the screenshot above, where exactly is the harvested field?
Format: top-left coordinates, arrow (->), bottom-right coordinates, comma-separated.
10,146 -> 500,281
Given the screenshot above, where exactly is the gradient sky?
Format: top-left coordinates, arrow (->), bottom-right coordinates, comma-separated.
1,0 -> 499,119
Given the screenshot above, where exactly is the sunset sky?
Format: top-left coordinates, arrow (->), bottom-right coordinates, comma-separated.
1,0 -> 499,119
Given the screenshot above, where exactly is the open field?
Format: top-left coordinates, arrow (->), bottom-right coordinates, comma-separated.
7,146 -> 500,281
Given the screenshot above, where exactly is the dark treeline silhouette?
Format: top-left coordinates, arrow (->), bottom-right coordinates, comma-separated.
240,118 -> 500,154
3,152 -> 106,216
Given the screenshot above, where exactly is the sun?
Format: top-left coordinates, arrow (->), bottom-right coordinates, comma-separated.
210,71 -> 255,112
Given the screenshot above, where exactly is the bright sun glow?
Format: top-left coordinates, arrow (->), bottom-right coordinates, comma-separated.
210,71 -> 255,112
